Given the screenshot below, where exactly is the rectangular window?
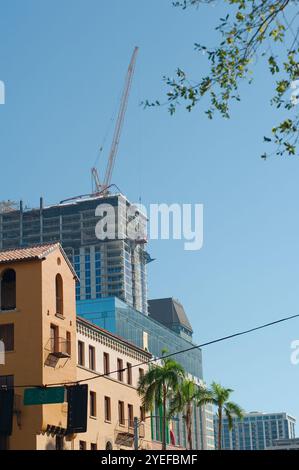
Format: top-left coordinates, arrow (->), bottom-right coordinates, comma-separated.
66,331 -> 71,356
117,358 -> 124,382
55,436 -> 64,450
139,368 -> 144,381
118,401 -> 125,425
0,375 -> 14,388
128,404 -> 134,428
91,443 -> 97,450
78,341 -> 85,367
1,270 -> 16,311
140,406 -> 145,422
90,391 -> 97,418
50,324 -> 59,354
89,345 -> 96,371
127,363 -> 132,385
103,352 -> 110,375
0,324 -> 14,351
104,396 -> 111,422
79,441 -> 86,451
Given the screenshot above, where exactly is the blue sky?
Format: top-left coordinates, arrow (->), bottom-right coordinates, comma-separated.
1,0 -> 299,426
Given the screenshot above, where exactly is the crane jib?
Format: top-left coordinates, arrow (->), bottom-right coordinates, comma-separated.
92,47 -> 139,195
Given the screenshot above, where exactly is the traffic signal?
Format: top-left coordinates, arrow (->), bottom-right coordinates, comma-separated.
66,384 -> 88,434
0,389 -> 14,436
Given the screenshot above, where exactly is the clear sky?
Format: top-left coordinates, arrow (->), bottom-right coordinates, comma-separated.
1,0 -> 299,427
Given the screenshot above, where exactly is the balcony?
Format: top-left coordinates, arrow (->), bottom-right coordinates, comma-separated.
49,338 -> 71,359
114,420 -> 145,447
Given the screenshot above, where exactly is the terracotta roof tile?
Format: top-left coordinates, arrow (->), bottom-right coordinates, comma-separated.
0,243 -> 79,280
0,243 -> 60,263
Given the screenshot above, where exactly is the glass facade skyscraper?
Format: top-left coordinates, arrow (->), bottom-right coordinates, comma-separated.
77,296 -> 215,449
214,412 -> 296,450
77,296 -> 203,378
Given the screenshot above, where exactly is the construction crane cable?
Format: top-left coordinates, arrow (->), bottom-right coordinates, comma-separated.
91,47 -> 139,194
103,47 -> 138,189
93,88 -> 122,169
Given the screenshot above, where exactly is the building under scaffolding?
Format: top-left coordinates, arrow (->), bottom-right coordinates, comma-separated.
0,193 -> 149,315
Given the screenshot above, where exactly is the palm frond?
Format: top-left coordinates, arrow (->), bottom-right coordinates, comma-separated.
224,407 -> 234,430
225,401 -> 244,420
141,382 -> 158,411
211,382 -> 234,406
137,357 -> 185,417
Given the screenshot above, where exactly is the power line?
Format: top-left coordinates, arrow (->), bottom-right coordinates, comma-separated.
6,313 -> 299,390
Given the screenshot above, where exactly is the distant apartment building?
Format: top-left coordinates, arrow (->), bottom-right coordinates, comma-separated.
214,411 -> 296,450
77,296 -> 215,449
0,243 -> 153,450
0,194 -> 149,314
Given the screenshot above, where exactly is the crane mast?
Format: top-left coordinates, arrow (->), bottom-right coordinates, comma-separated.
92,47 -> 139,195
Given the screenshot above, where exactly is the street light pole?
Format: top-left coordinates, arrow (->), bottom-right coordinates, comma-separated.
133,415 -> 180,451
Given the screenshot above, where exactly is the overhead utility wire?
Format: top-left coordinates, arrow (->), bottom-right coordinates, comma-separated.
5,313 -> 299,390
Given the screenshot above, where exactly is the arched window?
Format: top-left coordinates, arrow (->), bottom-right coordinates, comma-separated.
105,441 -> 113,451
1,269 -> 16,311
55,274 -> 64,316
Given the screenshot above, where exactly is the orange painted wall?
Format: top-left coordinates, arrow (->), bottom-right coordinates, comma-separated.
0,247 -> 77,450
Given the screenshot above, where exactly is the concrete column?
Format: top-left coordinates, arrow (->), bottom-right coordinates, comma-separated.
39,197 -> 44,243
20,200 -> 23,246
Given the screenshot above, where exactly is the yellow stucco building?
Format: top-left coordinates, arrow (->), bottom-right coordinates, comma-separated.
0,243 -> 152,450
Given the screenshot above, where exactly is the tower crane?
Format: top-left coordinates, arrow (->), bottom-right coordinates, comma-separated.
91,46 -> 139,196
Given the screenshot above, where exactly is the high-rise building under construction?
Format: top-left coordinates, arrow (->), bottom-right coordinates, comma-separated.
0,193 -> 149,314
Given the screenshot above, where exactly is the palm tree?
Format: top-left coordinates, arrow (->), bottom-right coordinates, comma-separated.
137,351 -> 185,450
168,379 -> 213,450
208,382 -> 244,450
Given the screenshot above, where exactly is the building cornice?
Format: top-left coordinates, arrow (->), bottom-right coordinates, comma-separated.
77,317 -> 151,363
